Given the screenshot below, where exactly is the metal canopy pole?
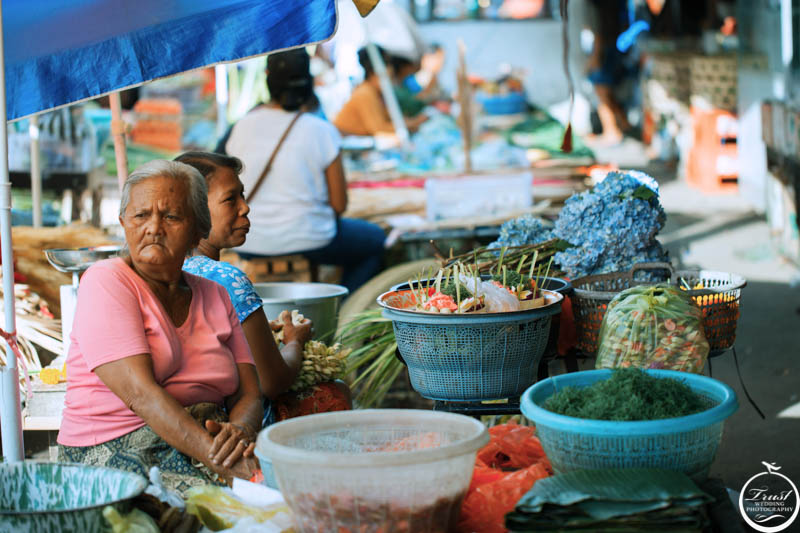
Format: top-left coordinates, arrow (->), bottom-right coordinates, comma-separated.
30,115 -> 42,228
0,3 -> 25,463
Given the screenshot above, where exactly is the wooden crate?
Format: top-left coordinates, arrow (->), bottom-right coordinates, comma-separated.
220,251 -> 316,283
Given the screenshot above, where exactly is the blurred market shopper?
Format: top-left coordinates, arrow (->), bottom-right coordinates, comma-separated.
224,49 -> 386,293
176,151 -> 352,420
57,160 -> 262,495
333,46 -> 429,139
585,0 -> 635,145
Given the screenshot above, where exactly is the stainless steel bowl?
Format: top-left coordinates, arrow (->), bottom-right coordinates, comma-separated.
253,282 -> 348,341
44,246 -> 121,274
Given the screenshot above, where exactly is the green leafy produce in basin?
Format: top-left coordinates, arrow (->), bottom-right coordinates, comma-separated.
439,279 -> 473,300
543,368 -> 708,421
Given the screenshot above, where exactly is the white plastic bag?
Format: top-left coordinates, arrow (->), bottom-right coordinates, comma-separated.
458,274 -> 520,313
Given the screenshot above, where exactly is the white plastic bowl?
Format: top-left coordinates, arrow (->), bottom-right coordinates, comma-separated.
256,409 -> 489,533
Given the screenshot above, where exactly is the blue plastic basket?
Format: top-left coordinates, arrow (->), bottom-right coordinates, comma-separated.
476,91 -> 527,115
520,369 -> 739,481
391,277 -> 572,366
380,296 -> 562,401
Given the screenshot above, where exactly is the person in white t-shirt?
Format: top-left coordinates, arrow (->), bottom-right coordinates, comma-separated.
223,49 -> 386,293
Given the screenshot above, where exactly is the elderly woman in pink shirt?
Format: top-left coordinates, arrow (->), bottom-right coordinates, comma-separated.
57,160 -> 278,494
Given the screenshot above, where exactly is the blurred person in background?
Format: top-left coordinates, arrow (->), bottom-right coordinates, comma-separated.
585,0 -> 635,146
404,44 -> 446,101
223,49 -> 386,294
387,54 -> 428,118
333,46 -> 429,140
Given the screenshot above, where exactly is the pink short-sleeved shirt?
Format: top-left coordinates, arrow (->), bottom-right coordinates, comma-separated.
58,257 -> 254,447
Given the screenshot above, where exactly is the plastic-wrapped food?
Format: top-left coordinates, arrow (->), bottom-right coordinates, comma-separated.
185,485 -> 288,531
144,466 -> 185,510
103,507 -> 160,533
459,274 -> 520,313
595,284 -> 710,373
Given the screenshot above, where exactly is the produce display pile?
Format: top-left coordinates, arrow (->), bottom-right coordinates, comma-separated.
272,311 -> 352,392
596,284 -> 710,373
394,253 -> 556,314
489,171 -> 670,279
543,368 -> 708,421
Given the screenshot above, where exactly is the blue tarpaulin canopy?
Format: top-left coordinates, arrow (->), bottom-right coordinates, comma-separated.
0,0 -> 377,463
4,0 -> 338,121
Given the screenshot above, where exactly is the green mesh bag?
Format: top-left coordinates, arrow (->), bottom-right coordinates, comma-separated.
595,284 -> 709,373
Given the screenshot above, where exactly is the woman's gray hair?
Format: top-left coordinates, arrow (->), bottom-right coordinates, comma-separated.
119,160 -> 212,240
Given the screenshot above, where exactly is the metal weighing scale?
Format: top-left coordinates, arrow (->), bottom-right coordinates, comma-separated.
17,246 -> 122,441
44,245 -> 121,356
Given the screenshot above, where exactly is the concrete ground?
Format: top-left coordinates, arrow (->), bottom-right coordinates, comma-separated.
591,141 -> 800,496
660,179 -> 800,492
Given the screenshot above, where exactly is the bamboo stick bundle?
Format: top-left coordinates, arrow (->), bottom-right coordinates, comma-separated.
11,224 -> 117,317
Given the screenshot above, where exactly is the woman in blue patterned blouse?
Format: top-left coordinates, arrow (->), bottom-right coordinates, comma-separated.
177,152 -> 311,399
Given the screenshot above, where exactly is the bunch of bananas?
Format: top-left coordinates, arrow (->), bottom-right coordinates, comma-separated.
290,340 -> 352,392
272,310 -> 352,392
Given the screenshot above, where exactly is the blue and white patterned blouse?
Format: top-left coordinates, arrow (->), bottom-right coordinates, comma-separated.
183,255 -> 263,323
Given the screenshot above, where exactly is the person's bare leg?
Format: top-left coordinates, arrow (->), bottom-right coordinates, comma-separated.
593,85 -> 624,144
609,95 -> 631,133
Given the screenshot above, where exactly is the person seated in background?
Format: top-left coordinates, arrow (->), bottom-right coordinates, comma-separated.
176,151 -> 353,421
333,46 -> 429,139
403,44 -> 446,102
388,54 -> 428,118
223,49 -> 387,294
58,161 -> 261,494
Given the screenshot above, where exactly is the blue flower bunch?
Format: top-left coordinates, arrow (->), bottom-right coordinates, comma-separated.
552,171 -> 669,278
488,214 -> 553,249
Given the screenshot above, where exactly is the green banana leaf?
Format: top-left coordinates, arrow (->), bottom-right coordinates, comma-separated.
338,309 -> 401,408
507,468 -> 713,532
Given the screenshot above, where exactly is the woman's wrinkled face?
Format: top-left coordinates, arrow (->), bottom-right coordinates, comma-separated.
120,175 -> 199,268
206,167 -> 250,249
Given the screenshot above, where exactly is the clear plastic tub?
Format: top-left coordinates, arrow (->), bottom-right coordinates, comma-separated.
255,409 -> 489,533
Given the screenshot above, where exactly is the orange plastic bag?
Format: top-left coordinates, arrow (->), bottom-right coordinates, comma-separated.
477,424 -> 549,470
458,424 -> 552,533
